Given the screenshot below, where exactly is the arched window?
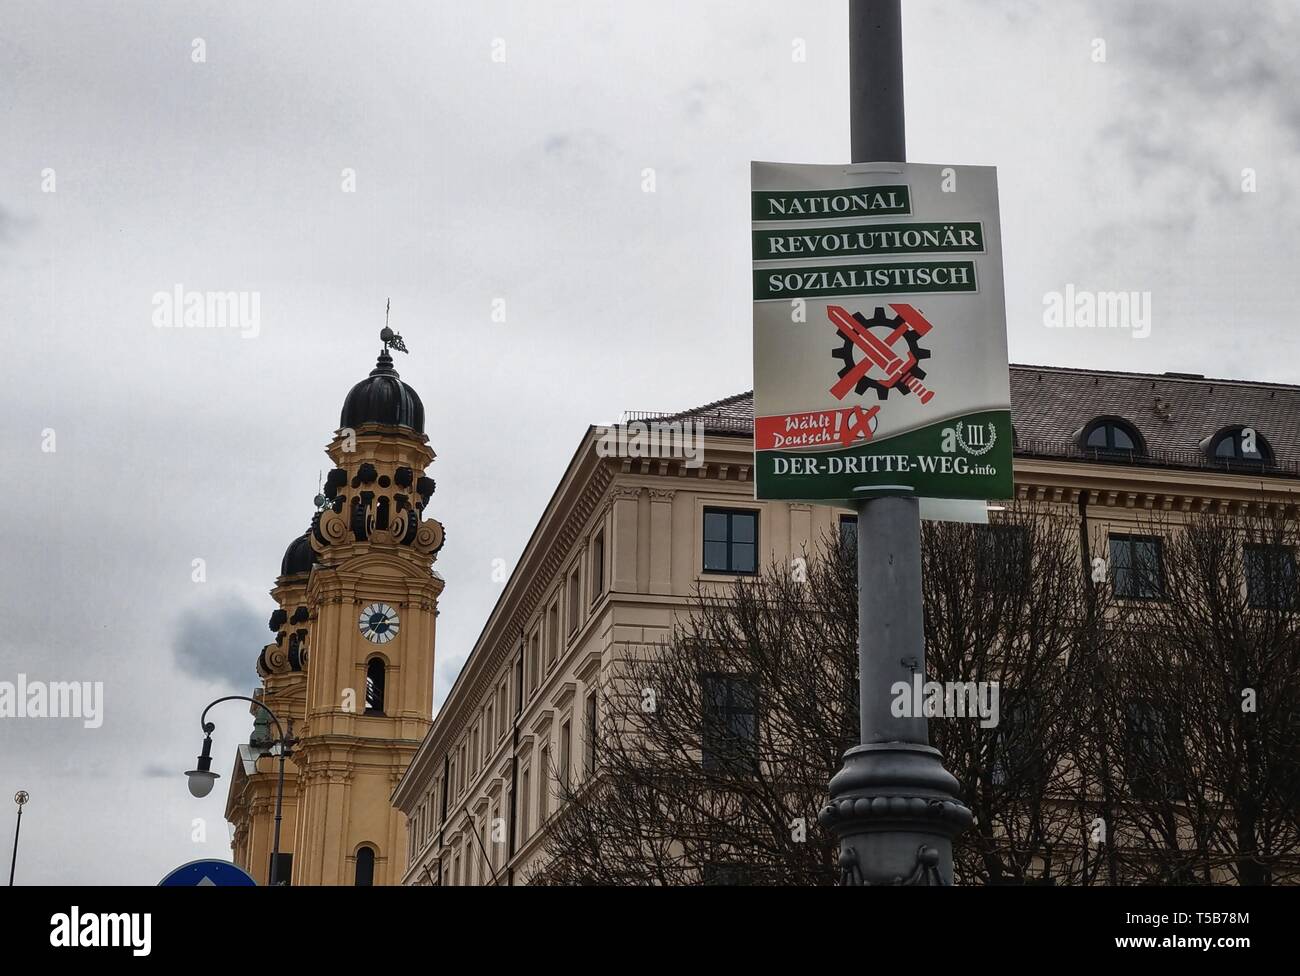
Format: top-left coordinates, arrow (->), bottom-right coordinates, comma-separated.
365,658 -> 386,715
355,845 -> 376,886
1081,418 -> 1144,457
1207,426 -> 1270,466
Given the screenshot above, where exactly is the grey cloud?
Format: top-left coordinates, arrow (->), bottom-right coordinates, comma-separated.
170,593 -> 265,689
1099,0 -> 1300,142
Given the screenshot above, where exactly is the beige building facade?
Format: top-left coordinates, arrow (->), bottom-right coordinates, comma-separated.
394,365 -> 1300,885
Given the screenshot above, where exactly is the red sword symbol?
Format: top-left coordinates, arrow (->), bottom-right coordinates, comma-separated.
828,304 -> 936,404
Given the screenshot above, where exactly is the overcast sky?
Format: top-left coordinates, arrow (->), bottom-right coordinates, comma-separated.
1,0 -> 1297,884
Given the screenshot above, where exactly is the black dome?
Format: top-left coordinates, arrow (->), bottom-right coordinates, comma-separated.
340,350 -> 425,433
281,533 -> 317,577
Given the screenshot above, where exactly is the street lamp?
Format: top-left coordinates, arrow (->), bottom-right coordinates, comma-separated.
817,0 -> 972,885
187,696 -> 296,885
8,791 -> 28,886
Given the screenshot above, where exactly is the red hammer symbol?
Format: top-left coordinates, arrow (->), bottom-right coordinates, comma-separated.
829,303 -> 936,404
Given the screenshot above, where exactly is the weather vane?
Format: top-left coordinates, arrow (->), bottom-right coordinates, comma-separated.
380,298 -> 408,354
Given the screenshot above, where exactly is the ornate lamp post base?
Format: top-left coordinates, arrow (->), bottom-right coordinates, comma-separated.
819,742 -> 973,886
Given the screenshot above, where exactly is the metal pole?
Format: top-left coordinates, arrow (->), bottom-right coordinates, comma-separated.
199,695 -> 291,887
818,0 -> 972,886
8,794 -> 26,886
271,744 -> 286,886
849,0 -> 905,162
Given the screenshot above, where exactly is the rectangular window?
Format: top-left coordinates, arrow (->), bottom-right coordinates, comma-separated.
498,682 -> 508,738
702,862 -> 753,886
1123,702 -> 1187,802
703,508 -> 759,574
839,514 -> 858,554
539,745 -> 550,821
529,633 -> 540,696
701,673 -> 758,774
568,569 -> 580,636
1109,535 -> 1165,599
513,656 -> 524,716
1245,543 -> 1297,609
547,603 -> 559,667
585,691 -> 598,775
976,524 -> 1030,583
520,767 -> 531,840
591,531 -> 605,603
560,720 -> 572,791
991,692 -> 1044,788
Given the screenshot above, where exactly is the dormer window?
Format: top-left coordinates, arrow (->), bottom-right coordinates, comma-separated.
1081,418 -> 1144,457
1208,426 -> 1270,465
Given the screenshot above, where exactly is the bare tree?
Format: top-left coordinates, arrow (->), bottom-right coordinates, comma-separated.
534,505 -> 1108,885
922,506 -> 1110,885
1086,506 -> 1300,884
533,538 -> 855,885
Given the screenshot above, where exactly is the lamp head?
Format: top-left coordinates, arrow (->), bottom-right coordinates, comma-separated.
186,768 -> 219,798
186,728 -> 220,798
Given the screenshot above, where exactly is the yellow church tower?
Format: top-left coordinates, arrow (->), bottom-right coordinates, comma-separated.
227,327 -> 445,885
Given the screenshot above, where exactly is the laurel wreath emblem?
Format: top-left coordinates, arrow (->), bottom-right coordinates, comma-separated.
955,422 -> 997,456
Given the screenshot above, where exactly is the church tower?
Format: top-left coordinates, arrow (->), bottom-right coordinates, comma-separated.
227,329 -> 445,885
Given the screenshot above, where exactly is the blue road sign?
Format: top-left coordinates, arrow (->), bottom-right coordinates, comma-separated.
159,858 -> 257,886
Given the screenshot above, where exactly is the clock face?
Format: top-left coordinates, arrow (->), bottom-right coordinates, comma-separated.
358,602 -> 400,644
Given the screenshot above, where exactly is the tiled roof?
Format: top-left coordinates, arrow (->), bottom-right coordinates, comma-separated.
638,365 -> 1300,478
624,391 -> 754,435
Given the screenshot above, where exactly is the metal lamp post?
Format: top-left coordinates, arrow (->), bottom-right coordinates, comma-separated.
187,695 -> 296,886
816,0 -> 973,885
8,791 -> 28,886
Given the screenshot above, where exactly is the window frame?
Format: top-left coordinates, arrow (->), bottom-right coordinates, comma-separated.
1209,426 -> 1271,466
590,529 -> 606,604
839,514 -> 859,554
1245,542 -> 1298,610
363,656 -> 387,715
1080,417 -> 1144,457
354,845 -> 376,886
567,567 -> 581,637
1109,534 -> 1166,601
560,719 -> 572,791
702,507 -> 761,576
975,523 -> 1030,584
700,671 -> 760,775
546,601 -> 559,668
585,690 -> 598,775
